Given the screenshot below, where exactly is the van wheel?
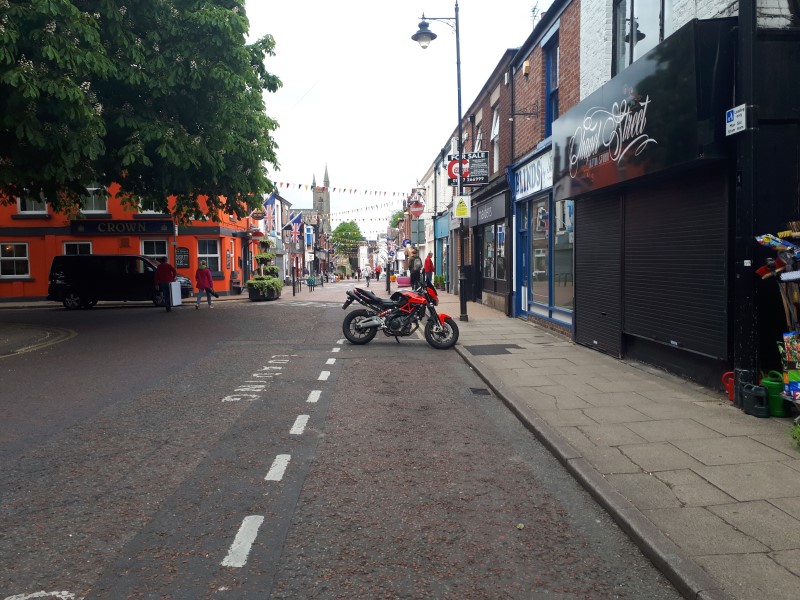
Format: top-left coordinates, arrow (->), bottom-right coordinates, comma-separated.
62,292 -> 82,310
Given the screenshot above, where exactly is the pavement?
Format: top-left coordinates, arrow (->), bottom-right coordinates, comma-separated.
3,279 -> 800,599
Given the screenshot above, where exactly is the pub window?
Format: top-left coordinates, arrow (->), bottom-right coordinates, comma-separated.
142,240 -> 169,261
613,0 -> 674,75
198,239 -> 220,271
138,198 -> 167,214
64,241 -> 92,255
1,243 -> 30,277
17,189 -> 47,213
81,185 -> 108,213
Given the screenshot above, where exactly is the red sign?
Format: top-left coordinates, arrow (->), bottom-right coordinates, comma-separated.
447,158 -> 469,181
409,201 -> 425,218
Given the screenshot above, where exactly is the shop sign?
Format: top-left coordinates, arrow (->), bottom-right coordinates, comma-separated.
471,193 -> 506,226
552,18 -> 734,200
447,152 -> 489,186
175,247 -> 190,268
514,151 -> 553,200
71,220 -> 173,235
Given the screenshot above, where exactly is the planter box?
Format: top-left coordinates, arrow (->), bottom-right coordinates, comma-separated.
248,286 -> 280,301
395,276 -> 411,287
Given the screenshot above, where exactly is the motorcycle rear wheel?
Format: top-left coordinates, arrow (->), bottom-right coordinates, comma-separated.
424,316 -> 459,349
342,309 -> 379,344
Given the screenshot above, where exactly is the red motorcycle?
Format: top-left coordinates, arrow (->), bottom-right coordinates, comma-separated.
341,283 -> 459,349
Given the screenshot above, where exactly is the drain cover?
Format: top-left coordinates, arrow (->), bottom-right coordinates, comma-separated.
465,344 -> 523,356
470,388 -> 492,396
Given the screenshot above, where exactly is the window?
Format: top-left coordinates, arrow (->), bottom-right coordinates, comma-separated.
495,224 -> 506,280
613,0 -> 674,75
482,223 -> 496,279
81,185 -> 108,213
17,189 -> 47,213
138,198 -> 167,214
142,240 -> 169,261
475,129 -> 483,152
531,198 -> 549,306
1,243 -> 29,277
198,239 -> 220,271
490,107 -> 500,173
544,36 -> 559,138
64,242 -> 92,255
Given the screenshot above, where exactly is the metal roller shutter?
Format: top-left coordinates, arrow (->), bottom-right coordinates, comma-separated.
623,173 -> 728,359
575,195 -> 623,357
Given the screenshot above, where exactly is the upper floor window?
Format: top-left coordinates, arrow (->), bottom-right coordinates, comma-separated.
138,198 -> 167,214
490,107 -> 500,173
613,0 -> 674,75
544,35 -> 559,138
475,129 -> 483,152
81,185 -> 108,213
17,189 -> 47,213
64,241 -> 92,255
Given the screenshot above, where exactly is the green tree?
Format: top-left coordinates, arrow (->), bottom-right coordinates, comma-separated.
1,0 -> 281,219
330,220 -> 364,256
389,209 -> 405,228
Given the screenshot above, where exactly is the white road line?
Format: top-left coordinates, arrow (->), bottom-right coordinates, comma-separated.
318,371 -> 330,381
331,347 -> 340,353
265,454 -> 291,481
221,515 -> 264,568
326,358 -> 336,365
5,593 -> 77,600
337,338 -> 344,344
307,390 -> 321,403
290,415 -> 310,435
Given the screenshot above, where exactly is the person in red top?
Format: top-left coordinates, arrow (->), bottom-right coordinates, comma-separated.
375,264 -> 381,281
194,260 -> 215,309
423,251 -> 435,287
154,256 -> 177,312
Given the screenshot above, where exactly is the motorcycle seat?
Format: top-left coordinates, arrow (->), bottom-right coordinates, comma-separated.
355,287 -> 396,307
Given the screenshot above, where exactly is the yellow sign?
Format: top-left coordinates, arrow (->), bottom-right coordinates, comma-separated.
454,195 -> 470,218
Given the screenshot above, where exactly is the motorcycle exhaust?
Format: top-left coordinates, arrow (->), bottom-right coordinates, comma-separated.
356,316 -> 383,329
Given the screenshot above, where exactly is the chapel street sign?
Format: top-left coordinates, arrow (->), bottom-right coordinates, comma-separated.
447,151 -> 489,186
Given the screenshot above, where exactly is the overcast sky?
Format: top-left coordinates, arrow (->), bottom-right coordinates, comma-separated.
244,0 -> 553,238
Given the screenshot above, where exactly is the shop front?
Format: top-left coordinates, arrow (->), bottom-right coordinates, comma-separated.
434,212 -> 450,292
512,148 -> 572,329
471,189 -> 511,314
552,18 -> 736,386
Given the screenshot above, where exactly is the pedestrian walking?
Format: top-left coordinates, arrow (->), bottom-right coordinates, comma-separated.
408,248 -> 423,290
364,265 -> 372,287
154,256 -> 177,312
194,260 -> 216,308
423,251 -> 435,287
375,265 -> 381,281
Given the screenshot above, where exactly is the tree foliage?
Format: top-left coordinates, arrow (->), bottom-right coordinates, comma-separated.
389,209 -> 405,228
0,0 -> 281,219
330,220 -> 364,255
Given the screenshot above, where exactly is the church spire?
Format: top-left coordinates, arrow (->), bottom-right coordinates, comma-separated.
324,164 -> 329,187
312,173 -> 317,187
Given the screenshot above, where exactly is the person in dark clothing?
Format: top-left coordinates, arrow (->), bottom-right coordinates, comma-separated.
154,256 -> 177,312
408,248 -> 423,289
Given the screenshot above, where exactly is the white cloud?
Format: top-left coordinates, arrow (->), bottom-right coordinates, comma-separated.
245,0 -> 553,238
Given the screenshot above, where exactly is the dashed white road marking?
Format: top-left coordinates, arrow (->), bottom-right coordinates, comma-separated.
221,394 -> 261,402
318,371 -> 330,381
337,338 -> 344,344
332,347 -> 340,353
307,390 -> 321,403
290,415 -> 310,435
265,454 -> 291,481
326,358 -> 336,365
221,515 -> 264,567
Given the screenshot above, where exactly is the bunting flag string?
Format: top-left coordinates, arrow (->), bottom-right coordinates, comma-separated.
274,181 -> 410,198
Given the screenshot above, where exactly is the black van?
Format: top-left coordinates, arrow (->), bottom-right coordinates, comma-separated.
47,255 -> 192,309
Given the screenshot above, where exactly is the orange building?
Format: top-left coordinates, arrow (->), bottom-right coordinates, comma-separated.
0,183 -> 265,301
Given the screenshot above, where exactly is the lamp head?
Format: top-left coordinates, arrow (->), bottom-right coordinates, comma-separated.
411,19 -> 437,49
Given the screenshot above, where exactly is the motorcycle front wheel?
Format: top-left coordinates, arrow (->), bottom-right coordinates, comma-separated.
424,316 -> 459,349
342,309 -> 379,345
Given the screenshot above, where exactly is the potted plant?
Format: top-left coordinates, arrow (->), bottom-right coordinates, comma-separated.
433,274 -> 445,290
246,275 -> 283,301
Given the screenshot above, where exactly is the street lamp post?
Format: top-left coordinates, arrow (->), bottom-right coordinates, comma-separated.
412,1 -> 468,321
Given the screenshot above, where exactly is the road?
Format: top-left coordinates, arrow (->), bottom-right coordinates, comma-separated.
0,299 -> 682,599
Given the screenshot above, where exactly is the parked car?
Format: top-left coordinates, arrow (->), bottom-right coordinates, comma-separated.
47,255 -> 192,309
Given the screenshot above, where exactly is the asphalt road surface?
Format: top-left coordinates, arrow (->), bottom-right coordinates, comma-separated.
0,300 -> 682,599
